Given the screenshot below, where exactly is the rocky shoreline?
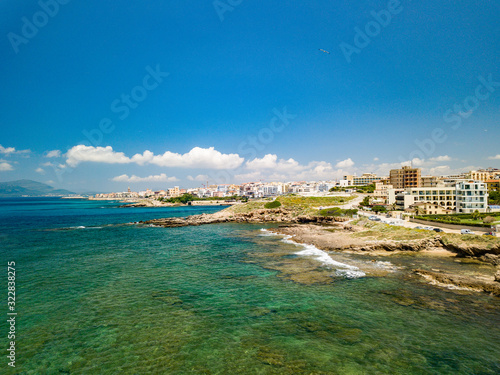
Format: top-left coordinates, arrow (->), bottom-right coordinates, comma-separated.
268,224 -> 500,296
143,207 -> 350,226
143,207 -> 500,296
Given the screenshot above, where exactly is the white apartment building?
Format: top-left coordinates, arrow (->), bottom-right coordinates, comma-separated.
342,173 -> 381,186
455,180 -> 488,213
262,184 -> 284,196
389,180 -> 488,213
317,182 -> 336,192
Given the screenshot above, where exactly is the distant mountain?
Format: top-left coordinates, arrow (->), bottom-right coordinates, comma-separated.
0,179 -> 76,197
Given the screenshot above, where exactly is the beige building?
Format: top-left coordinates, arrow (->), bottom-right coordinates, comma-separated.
390,182 -> 457,211
343,173 -> 381,186
389,166 -> 421,189
373,182 -> 393,200
389,180 -> 488,213
467,168 -> 500,182
486,179 -> 500,192
407,202 -> 454,215
421,175 -> 439,187
167,186 -> 180,197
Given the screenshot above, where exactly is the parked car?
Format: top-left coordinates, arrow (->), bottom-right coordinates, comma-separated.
460,229 -> 475,235
433,228 -> 444,232
424,226 -> 434,231
368,215 -> 377,220
483,232 -> 496,236
415,226 -> 424,229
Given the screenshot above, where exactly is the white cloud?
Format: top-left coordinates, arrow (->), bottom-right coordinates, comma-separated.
429,155 -> 452,162
373,157 -> 379,161
0,145 -> 30,155
45,150 -> 61,158
245,154 -> 301,173
360,162 -> 405,176
238,154 -> 339,182
35,167 -> 45,174
66,145 -> 131,167
428,165 -> 452,176
335,158 -> 354,168
66,145 -> 244,169
111,173 -> 179,183
0,162 -> 13,171
488,154 -> 500,160
146,147 -> 243,169
187,174 -> 209,182
408,157 -> 425,167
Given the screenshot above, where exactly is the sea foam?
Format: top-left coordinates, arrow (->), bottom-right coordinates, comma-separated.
259,228 -> 365,278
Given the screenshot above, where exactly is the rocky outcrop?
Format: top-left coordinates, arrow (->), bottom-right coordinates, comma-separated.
351,238 -> 443,253
414,269 -> 500,296
479,254 -> 500,266
143,208 -> 350,227
439,241 -> 500,258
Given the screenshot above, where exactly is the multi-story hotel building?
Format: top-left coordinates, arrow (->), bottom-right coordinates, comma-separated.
455,180 -> 489,213
467,168 -> 500,182
389,180 -> 488,213
389,166 -> 421,189
343,173 -> 381,186
486,179 -> 500,192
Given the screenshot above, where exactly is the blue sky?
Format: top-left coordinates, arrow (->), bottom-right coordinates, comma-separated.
1,0 -> 499,192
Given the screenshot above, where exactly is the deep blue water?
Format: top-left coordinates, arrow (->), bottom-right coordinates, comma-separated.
0,197 -> 499,374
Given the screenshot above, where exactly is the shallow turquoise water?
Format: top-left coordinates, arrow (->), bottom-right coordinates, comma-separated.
0,198 -> 499,374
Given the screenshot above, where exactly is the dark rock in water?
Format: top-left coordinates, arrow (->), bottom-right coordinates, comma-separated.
152,290 -> 184,305
480,253 -> 500,266
249,307 -> 272,317
336,328 -> 363,344
414,269 -> 500,296
257,346 -> 285,367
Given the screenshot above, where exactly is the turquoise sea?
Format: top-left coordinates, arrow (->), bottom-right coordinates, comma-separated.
1,197 -> 499,374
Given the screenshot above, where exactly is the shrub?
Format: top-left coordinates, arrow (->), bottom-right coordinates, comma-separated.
483,216 -> 496,224
319,208 -> 358,217
372,205 -> 387,213
264,200 -> 281,209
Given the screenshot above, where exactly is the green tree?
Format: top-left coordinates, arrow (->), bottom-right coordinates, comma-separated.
360,196 -> 370,207
264,200 -> 281,209
372,205 -> 387,213
471,210 -> 481,221
489,191 -> 500,205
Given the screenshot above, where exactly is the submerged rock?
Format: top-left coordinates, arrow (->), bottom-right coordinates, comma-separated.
414,269 -> 500,296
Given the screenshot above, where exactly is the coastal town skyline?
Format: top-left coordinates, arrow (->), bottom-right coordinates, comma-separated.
2,1 -> 499,191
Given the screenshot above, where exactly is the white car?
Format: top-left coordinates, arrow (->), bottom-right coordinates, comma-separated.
460,229 -> 475,235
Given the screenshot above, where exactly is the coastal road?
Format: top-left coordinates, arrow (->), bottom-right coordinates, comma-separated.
317,194 -> 366,211
357,211 -> 463,234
